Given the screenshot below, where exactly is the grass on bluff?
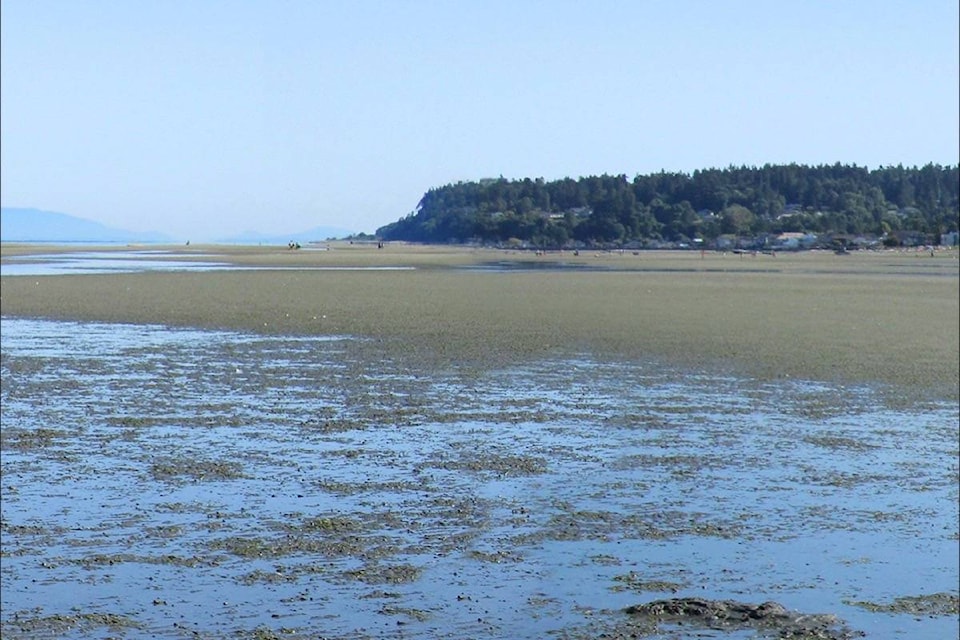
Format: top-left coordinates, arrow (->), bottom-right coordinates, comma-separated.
1,243 -> 957,402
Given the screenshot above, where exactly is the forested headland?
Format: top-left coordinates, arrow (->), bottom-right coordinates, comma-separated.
375,164 -> 959,248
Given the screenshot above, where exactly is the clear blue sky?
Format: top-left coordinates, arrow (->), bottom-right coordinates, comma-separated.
2,0 -> 958,240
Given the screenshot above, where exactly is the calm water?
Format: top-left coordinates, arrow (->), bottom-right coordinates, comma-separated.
0,250 -> 415,276
1,317 -> 957,639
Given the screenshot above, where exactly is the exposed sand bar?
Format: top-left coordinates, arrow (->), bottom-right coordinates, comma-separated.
2,243 -> 958,402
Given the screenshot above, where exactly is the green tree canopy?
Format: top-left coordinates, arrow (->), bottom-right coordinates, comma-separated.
376,164 -> 959,247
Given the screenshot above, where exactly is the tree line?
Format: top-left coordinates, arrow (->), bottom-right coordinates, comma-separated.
375,163 -> 959,247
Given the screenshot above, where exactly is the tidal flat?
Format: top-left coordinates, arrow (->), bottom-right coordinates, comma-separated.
1,245 -> 958,638
1,243 -> 958,400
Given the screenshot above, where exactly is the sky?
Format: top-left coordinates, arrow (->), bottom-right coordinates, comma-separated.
2,0 -> 958,241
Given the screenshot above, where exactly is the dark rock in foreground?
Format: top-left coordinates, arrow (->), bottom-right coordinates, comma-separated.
625,597 -> 863,639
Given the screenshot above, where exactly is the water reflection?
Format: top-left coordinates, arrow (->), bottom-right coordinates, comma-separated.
0,250 -> 416,275
1,317 -> 956,639
0,251 -> 227,275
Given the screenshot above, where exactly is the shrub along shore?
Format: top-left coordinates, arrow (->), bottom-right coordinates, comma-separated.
2,243 -> 957,403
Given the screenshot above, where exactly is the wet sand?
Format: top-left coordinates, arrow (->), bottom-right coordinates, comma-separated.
2,243 -> 957,403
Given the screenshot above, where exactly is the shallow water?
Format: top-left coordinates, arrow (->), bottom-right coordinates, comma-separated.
0,251 -> 229,275
1,317 -> 957,639
0,250 -> 418,276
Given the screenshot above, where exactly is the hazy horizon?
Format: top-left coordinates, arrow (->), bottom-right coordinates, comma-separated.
2,0 -> 958,240
0,206 -> 356,243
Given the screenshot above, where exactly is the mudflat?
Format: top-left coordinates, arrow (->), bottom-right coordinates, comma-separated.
2,244 -> 957,639
2,243 -> 958,402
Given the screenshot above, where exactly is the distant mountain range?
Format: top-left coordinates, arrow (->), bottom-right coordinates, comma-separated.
1,208 -> 172,243
0,208 -> 354,244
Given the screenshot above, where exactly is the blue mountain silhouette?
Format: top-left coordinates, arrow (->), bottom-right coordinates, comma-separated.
1,208 -> 171,243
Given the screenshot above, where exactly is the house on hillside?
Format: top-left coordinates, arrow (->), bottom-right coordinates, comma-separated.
824,233 -> 880,250
888,230 -> 930,247
771,232 -> 817,250
713,235 -> 739,251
